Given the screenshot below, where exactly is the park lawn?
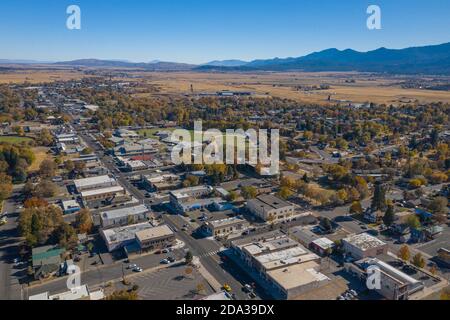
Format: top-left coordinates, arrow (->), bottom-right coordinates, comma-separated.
139,128 -> 195,139
0,136 -> 33,145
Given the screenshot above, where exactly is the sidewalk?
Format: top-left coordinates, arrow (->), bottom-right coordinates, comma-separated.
195,258 -> 222,293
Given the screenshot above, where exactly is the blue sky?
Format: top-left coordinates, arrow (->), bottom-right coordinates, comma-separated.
0,0 -> 449,64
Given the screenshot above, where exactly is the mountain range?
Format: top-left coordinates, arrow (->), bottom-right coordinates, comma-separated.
1,42 -> 449,74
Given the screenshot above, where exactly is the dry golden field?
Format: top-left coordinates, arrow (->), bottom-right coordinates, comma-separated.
1,67 -> 450,104
140,71 -> 450,105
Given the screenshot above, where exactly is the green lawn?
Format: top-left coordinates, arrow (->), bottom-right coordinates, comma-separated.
0,136 -> 33,145
139,128 -> 195,139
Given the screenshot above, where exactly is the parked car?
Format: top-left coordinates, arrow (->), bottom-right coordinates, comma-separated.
167,257 -> 176,263
128,264 -> 137,269
160,259 -> 170,264
133,267 -> 143,273
223,284 -> 232,293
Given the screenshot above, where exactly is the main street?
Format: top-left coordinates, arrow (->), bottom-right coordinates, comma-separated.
77,129 -> 252,300
0,186 -> 26,300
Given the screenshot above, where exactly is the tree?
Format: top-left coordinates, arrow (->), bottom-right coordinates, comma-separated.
33,180 -> 58,198
55,223 -> 78,249
227,190 -> 238,202
320,218 -> 333,233
65,160 -> 75,173
241,186 -> 257,200
371,181 -> 386,211
428,197 -> 448,215
0,173 -> 13,201
24,197 -> 48,209
406,215 -> 421,230
19,205 -> 64,247
106,290 -> 138,300
277,186 -> 293,200
383,205 -> 396,227
411,253 -> 426,269
185,251 -> 194,265
76,209 -> 93,234
397,245 -> 410,262
39,159 -> 57,178
38,129 -> 54,147
81,147 -> 93,155
349,201 -> 363,215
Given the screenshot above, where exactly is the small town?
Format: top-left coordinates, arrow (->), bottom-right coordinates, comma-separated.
0,77 -> 448,302
0,1 -> 449,309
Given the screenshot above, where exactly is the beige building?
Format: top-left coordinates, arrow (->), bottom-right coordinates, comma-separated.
247,194 -> 295,222
81,185 -> 129,206
202,216 -> 249,238
135,225 -> 176,251
232,234 -> 330,299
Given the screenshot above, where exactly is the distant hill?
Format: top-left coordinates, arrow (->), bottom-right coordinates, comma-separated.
204,60 -> 249,67
197,42 -> 450,75
54,59 -> 196,71
3,42 -> 450,74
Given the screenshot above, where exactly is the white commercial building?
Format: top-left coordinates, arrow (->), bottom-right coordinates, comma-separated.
342,233 -> 388,260
74,175 -> 117,193
100,205 -> 151,228
100,222 -> 154,252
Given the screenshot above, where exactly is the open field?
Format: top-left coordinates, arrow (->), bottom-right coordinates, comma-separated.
28,147 -> 52,172
140,71 -> 450,105
1,67 -> 450,104
0,136 -> 33,145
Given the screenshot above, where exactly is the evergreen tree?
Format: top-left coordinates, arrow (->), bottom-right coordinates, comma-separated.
383,205 -> 396,227
371,181 -> 386,211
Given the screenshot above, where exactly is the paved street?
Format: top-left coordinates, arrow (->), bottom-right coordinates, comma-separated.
0,186 -> 25,300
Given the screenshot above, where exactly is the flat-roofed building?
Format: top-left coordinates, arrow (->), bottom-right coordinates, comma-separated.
100,222 -> 153,252
144,173 -> 181,191
342,233 -> 388,260
345,258 -> 425,300
74,175 -> 117,193
247,194 -> 295,222
169,185 -> 215,213
202,216 -> 249,237
135,224 -> 175,251
100,205 -> 151,228
81,185 -> 128,206
310,238 -> 335,256
232,234 -> 329,299
61,200 -> 81,215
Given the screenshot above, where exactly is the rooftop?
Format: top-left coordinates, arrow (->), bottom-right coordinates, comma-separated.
135,224 -> 174,242
248,194 -> 293,212
74,175 -> 116,189
208,216 -> 248,229
81,185 -> 124,198
101,204 -> 150,221
267,261 -> 330,291
343,233 -> 387,251
101,222 -> 153,244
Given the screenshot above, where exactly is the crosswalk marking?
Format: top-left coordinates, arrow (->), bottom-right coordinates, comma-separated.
198,250 -> 221,258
